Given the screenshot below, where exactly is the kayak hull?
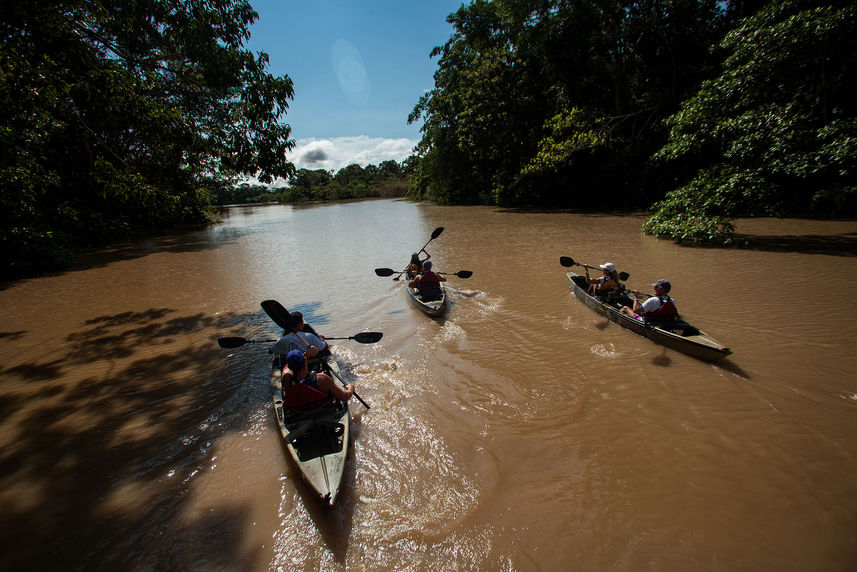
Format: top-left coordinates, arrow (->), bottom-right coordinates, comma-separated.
406,283 -> 447,316
565,270 -> 731,362
271,354 -> 350,506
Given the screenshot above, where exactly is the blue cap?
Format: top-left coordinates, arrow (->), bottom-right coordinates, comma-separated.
652,279 -> 671,293
286,349 -> 305,370
423,260 -> 432,269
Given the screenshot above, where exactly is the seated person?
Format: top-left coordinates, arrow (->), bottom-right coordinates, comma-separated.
406,249 -> 431,279
270,311 -> 328,360
586,262 -> 621,297
282,349 -> 354,411
620,279 -> 678,321
408,260 -> 446,300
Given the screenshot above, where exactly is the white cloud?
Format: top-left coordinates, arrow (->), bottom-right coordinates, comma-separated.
242,135 -> 418,188
289,136 -> 417,172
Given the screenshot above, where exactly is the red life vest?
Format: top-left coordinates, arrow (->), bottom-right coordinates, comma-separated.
647,295 -> 677,318
283,372 -> 332,410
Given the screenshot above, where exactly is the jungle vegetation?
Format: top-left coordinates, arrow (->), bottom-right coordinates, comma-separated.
219,158 -> 414,205
408,0 -> 856,243
3,0 -> 855,277
1,0 -> 295,274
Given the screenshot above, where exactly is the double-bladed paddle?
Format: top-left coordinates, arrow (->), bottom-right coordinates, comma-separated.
387,226 -> 444,280
375,267 -> 473,279
559,256 -> 630,281
218,331 -> 383,349
260,299 -> 292,331
258,299 -> 371,409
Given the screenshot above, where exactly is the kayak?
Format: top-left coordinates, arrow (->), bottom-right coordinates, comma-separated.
564,270 -> 732,362
405,282 -> 447,316
270,351 -> 350,506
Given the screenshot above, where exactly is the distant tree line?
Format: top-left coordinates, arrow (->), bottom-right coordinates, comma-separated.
213,158 -> 415,205
408,0 -> 857,243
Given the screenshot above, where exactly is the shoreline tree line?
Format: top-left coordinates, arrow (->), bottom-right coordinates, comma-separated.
408,0 -> 856,243
216,158 -> 415,205
2,1 -> 855,276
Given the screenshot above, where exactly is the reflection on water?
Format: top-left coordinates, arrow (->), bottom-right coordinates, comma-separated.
2,200 -> 857,570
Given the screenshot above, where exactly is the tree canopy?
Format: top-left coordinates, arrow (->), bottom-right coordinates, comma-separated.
408,0 -> 729,207
644,0 -> 857,243
1,0 -> 295,273
408,0 -> 857,243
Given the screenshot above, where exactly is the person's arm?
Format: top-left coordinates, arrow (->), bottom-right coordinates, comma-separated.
640,296 -> 662,313
270,334 -> 293,355
421,249 -> 431,262
299,332 -> 326,356
317,373 -> 354,402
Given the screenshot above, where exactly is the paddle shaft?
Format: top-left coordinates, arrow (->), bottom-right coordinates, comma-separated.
393,227 -> 444,280
324,361 -> 370,410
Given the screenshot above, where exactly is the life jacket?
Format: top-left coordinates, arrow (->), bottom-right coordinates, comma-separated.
407,261 -> 423,278
594,277 -> 618,294
646,295 -> 677,318
416,270 -> 440,287
413,271 -> 443,299
283,372 -> 332,411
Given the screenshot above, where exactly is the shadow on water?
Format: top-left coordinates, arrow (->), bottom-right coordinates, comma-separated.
1,229 -> 245,291
0,330 -> 26,341
713,358 -> 752,380
278,438 -> 356,564
732,232 -> 857,256
289,302 -> 331,330
0,307 -> 269,570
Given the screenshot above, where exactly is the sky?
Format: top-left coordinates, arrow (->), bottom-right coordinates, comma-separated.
246,1 -> 465,177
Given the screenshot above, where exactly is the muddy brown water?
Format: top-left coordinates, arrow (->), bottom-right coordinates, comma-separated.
2,199 -> 857,570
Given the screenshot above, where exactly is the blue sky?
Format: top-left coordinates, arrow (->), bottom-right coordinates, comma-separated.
246,1 -> 465,176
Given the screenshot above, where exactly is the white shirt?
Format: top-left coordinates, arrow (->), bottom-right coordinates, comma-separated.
641,296 -> 664,313
270,331 -> 325,355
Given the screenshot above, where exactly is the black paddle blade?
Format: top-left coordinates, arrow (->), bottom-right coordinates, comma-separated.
374,268 -> 395,277
218,337 -> 247,348
559,256 -> 575,267
352,331 -> 383,343
261,300 -> 291,330
455,270 -> 473,278
430,226 -> 444,240
619,271 -> 630,281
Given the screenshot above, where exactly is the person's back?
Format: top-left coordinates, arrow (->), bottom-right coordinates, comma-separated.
409,261 -> 445,300
281,349 -> 355,413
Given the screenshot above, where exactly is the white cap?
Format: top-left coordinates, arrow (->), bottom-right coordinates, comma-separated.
600,262 -> 616,272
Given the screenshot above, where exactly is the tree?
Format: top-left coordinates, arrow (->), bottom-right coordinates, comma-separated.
408,0 -> 730,208
1,1 -> 295,273
644,0 -> 857,244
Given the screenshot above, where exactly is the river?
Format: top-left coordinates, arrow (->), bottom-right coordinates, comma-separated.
2,198 -> 857,570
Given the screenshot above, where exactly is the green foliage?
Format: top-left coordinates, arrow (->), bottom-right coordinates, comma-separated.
1,1 -> 295,275
218,159 -> 412,206
646,0 -> 857,244
408,0 -> 731,209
